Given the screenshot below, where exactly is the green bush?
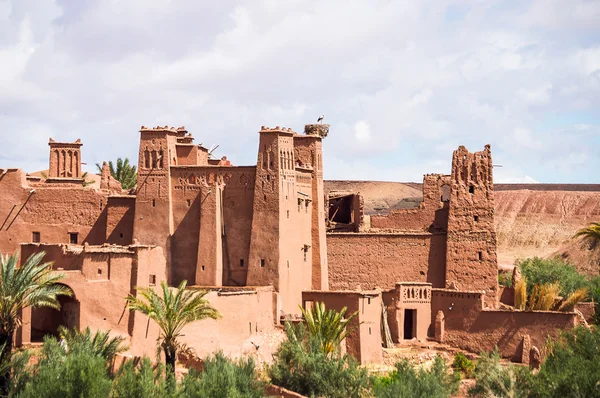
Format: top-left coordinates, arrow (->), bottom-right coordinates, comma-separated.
20,336 -> 112,398
110,357 -> 171,398
269,323 -> 370,398
534,326 -> 600,397
179,352 -> 265,398
372,356 -> 460,398
517,257 -> 589,298
453,352 -> 475,378
468,347 -> 534,397
498,272 -> 513,288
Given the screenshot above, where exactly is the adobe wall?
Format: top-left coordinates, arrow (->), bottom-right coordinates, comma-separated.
302,290 -> 382,364
431,289 -> 578,361
18,243 -> 168,348
384,282 -> 432,342
370,174 -> 450,232
327,233 -> 446,290
174,287 -> 277,360
105,196 -> 135,245
0,169 -> 118,255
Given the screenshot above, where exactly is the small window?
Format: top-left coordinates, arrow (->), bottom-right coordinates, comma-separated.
478,251 -> 483,261
260,259 -> 265,267
474,215 -> 479,222
240,259 -> 244,268
287,260 -> 290,268
186,199 -> 191,207
469,185 -> 475,194
69,233 -> 78,244
149,274 -> 156,285
152,199 -> 156,207
287,210 -> 289,218
119,232 -> 124,238
32,232 -> 40,243
97,268 -> 102,275
367,297 -> 371,305
201,265 -> 205,271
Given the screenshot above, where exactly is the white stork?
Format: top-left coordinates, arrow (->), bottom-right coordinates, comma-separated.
317,114 -> 324,123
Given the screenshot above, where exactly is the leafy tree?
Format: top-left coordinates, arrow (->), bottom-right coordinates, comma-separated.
96,158 -> 137,190
58,326 -> 128,369
299,302 -> 359,355
0,252 -> 72,395
269,322 -> 370,398
179,352 -> 265,398
373,356 -> 460,398
125,280 -> 220,376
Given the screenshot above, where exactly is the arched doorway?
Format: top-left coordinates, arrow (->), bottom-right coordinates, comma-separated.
30,288 -> 80,342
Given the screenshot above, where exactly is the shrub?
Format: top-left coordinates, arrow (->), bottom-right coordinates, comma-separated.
269,323 -> 370,398
527,283 -> 560,311
517,257 -> 589,298
58,326 -> 128,369
468,347 -> 534,397
452,352 -> 475,378
372,356 -> 460,398
110,357 -> 171,398
20,336 -> 112,398
179,352 -> 265,398
534,326 -> 600,397
514,276 -> 527,310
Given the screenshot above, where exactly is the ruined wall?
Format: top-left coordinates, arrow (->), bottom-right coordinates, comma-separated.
445,146 -> 498,306
431,289 -> 577,360
327,233 -> 446,290
370,174 -> 450,232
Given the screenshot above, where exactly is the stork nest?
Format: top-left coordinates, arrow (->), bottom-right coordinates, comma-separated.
304,124 -> 329,138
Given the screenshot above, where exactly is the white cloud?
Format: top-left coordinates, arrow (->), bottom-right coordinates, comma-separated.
0,0 -> 599,183
353,121 -> 371,143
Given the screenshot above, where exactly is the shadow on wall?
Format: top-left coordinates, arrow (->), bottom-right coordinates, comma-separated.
427,234 -> 447,288
84,207 -> 108,245
171,194 -> 202,285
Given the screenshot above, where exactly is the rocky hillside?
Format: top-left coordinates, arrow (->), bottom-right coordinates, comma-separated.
324,181 -> 600,275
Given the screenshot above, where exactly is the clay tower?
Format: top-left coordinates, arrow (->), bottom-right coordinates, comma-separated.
445,145 -> 498,307
48,138 -> 83,179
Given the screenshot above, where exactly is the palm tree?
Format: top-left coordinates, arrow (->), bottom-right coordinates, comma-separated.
0,251 -> 73,393
95,158 -> 137,190
126,280 -> 220,375
573,222 -> 600,247
299,302 -> 359,356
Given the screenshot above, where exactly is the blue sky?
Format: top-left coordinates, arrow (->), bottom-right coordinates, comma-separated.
1,0 -> 599,183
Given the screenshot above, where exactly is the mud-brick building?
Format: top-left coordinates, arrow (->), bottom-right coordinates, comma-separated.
0,123 -> 582,365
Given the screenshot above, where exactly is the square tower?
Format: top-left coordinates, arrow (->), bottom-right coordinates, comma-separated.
48,138 -> 83,179
445,145 -> 498,307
